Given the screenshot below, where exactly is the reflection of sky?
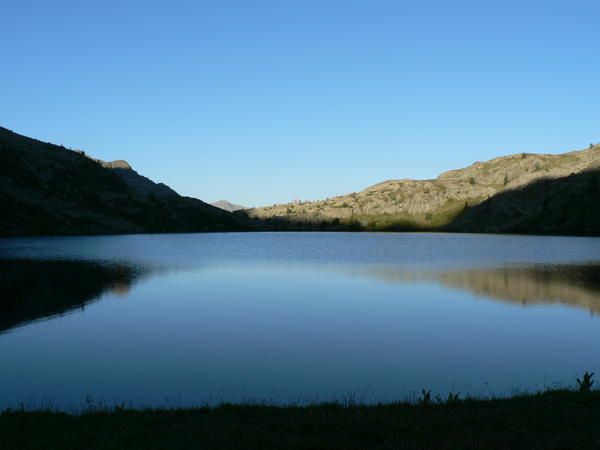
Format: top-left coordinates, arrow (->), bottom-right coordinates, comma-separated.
1,233 -> 600,409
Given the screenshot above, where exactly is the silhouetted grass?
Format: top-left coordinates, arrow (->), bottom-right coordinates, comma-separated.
3,387 -> 600,449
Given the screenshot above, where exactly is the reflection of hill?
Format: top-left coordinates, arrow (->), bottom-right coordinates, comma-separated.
434,265 -> 600,314
0,259 -> 146,333
347,263 -> 600,314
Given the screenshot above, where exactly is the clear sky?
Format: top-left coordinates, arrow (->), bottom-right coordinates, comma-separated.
1,0 -> 599,206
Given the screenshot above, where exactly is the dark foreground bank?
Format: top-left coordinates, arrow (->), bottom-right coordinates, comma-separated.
2,390 -> 600,450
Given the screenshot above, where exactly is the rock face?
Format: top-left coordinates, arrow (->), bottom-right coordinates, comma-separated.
0,126 -> 251,236
211,200 -> 246,212
248,145 -> 600,233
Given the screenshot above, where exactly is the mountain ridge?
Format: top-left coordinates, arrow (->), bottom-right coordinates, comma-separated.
2,125 -> 599,236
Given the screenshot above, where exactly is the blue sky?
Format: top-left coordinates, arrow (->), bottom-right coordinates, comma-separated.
1,0 -> 599,206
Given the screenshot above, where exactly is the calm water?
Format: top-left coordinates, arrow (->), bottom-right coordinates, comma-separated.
1,232 -> 600,409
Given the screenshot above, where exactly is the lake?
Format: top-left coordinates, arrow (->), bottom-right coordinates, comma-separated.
1,232 -> 599,409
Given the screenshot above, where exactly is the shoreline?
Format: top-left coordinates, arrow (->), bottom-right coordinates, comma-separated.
2,229 -> 600,240
3,388 -> 600,449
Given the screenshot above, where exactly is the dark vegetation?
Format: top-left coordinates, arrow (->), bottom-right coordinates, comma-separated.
2,387 -> 600,450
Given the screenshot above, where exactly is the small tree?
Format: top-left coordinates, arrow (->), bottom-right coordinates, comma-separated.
503,174 -> 509,186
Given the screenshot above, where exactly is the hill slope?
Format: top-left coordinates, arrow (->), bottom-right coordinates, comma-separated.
247,144 -> 600,233
0,127 -> 249,236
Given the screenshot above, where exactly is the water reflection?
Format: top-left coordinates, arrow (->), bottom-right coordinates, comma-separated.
2,257 -> 600,337
433,264 -> 600,314
0,259 -> 146,333
344,263 -> 600,315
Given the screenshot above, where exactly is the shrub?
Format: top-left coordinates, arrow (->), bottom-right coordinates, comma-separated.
577,372 -> 595,393
418,389 -> 431,406
446,392 -> 461,404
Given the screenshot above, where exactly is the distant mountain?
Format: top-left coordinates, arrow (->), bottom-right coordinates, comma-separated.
211,200 -> 246,212
247,144 -> 600,235
0,126 -> 252,236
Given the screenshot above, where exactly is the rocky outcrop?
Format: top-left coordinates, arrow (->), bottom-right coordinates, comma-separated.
98,159 -> 132,170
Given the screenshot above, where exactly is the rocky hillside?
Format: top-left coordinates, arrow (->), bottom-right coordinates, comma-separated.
211,200 -> 246,212
248,144 -> 600,233
0,126 -> 251,236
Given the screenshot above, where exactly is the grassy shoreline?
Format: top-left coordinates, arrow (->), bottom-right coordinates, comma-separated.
2,389 -> 600,449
